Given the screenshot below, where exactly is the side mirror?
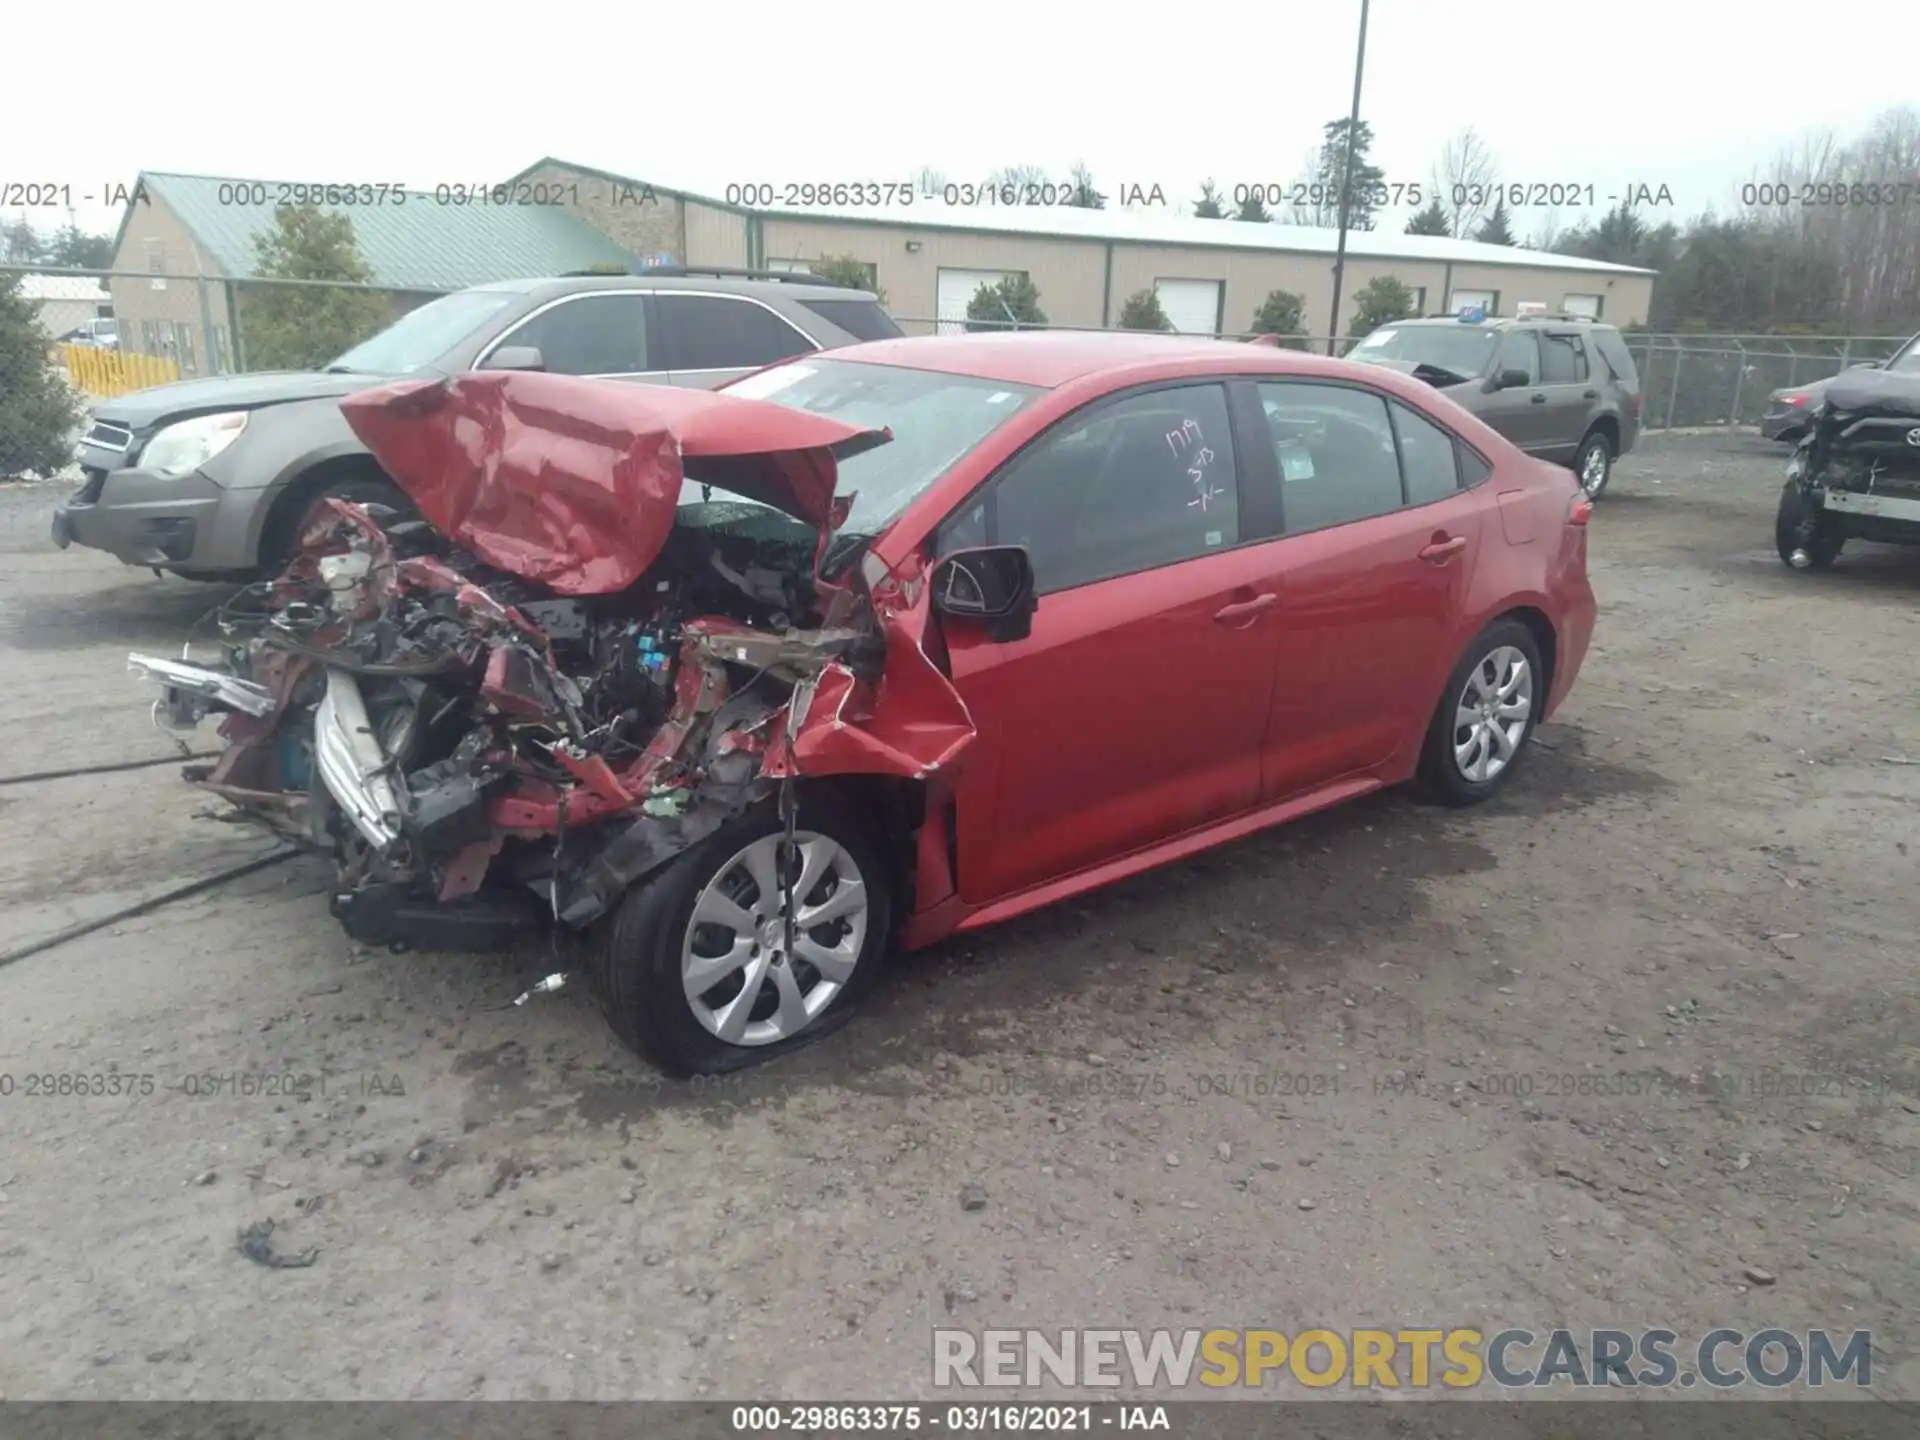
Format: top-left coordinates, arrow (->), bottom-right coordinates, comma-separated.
931,545 -> 1038,643
1493,367 -> 1533,390
482,345 -> 546,373
1848,360 -> 1880,370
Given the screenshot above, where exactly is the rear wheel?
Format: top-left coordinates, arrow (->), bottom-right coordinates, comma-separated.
590,793 -> 892,1075
1417,619 -> 1545,806
1572,430 -> 1613,499
1775,481 -> 1843,570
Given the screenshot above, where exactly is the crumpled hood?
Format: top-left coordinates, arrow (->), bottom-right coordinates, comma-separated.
338,371 -> 892,595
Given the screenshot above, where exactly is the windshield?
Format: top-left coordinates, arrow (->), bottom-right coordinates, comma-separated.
1888,336 -> 1920,373
716,359 -> 1040,536
1348,325 -> 1498,379
327,288 -> 522,375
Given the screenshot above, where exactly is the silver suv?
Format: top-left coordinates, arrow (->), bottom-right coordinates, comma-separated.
1347,313 -> 1643,499
53,270 -> 900,579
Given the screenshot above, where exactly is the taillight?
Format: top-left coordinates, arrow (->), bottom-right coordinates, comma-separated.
1783,393 -> 1808,407
1569,497 -> 1593,526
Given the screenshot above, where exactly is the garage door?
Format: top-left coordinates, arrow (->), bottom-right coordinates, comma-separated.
937,269 -> 1019,334
1561,293 -> 1602,319
1154,279 -> 1223,336
1448,288 -> 1496,316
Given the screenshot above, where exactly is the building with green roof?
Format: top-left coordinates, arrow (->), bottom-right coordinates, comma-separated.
107,171 -> 642,374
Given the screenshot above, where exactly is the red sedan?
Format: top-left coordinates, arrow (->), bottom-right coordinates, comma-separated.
132,331 -> 1595,1075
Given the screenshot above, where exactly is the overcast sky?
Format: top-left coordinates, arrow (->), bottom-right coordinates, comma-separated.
9,0 -> 1919,244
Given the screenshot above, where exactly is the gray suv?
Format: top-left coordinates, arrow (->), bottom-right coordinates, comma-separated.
1346,314 -> 1642,498
52,270 -> 901,579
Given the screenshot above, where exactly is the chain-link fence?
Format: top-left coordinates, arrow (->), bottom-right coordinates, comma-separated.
1623,333 -> 1912,429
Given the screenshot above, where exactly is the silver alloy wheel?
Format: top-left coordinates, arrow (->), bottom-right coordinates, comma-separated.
680,830 -> 869,1047
1580,441 -> 1610,494
1453,645 -> 1534,783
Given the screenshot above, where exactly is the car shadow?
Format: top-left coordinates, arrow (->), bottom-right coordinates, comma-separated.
562,722 -> 1669,1123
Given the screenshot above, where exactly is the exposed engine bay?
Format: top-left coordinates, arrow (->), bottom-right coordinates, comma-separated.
127,370 -> 976,958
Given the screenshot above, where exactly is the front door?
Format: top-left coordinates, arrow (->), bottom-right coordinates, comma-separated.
1475,329 -> 1551,452
933,382 -> 1282,903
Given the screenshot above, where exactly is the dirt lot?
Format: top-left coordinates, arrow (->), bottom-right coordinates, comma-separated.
0,432 -> 1916,1404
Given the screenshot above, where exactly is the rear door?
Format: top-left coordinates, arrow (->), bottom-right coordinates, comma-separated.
1535,328 -> 1594,462
1475,329 -> 1550,452
932,381 -> 1282,902
1238,381 -> 1486,799
652,292 -> 819,388
475,292 -> 668,383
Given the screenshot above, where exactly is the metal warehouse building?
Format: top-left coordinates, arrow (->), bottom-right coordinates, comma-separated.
512,159 -> 1657,335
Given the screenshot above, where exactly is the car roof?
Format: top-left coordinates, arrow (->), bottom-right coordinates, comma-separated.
1389,315 -> 1617,332
468,273 -> 876,303
823,330 -> 1355,389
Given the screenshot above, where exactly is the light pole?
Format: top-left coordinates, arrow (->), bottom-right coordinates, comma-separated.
1325,0 -> 1371,355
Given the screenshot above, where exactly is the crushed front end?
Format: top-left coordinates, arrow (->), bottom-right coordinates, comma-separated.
128,371 -> 971,955
1781,368 -> 1920,565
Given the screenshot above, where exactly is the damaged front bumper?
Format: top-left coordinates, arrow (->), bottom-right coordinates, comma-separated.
126,371 -> 976,958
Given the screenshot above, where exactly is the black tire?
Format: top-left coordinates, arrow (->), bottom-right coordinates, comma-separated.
265,475 -> 411,567
1416,619 -> 1546,807
1572,429 -> 1613,500
1774,480 -> 1843,571
590,791 -> 892,1076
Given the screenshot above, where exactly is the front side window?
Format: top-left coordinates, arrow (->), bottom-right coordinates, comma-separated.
941,385 -> 1240,596
1259,382 -> 1403,533
1497,330 -> 1541,384
331,287 -> 523,375
491,294 -> 650,376
654,294 -> 815,371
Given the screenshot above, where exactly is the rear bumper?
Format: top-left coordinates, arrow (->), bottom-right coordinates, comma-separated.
53,468 -> 260,571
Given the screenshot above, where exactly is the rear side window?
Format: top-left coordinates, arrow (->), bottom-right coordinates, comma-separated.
1391,402 -> 1461,506
1259,382 -> 1403,534
796,298 -> 904,342
1540,332 -> 1587,384
654,294 -> 816,371
1457,446 -> 1493,487
1591,328 -> 1639,386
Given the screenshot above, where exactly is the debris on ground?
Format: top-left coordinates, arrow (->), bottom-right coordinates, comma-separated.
237,1219 -> 319,1269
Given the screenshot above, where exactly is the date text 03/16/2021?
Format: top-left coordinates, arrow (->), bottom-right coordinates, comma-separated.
0,1070 -> 406,1101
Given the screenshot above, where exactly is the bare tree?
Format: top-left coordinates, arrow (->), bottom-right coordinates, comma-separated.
985,164 -> 1053,194
1432,128 -> 1498,237
910,166 -> 948,200
1528,207 -> 1568,252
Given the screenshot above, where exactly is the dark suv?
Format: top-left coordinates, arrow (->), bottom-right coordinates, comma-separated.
53,270 -> 901,579
1346,313 -> 1642,498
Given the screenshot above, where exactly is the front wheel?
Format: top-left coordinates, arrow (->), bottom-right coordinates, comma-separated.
590,793 -> 892,1075
1572,430 -> 1613,499
1775,480 -> 1843,570
1417,620 -> 1545,806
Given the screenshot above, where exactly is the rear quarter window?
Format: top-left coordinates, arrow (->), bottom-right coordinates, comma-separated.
1592,329 -> 1639,386
796,298 -> 904,343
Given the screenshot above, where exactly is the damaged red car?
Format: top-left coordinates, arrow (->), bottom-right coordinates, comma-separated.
129,334 -> 1596,1075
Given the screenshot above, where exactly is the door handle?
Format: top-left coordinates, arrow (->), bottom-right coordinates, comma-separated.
1530,393 -> 1547,404
1213,592 -> 1279,623
1418,535 -> 1468,563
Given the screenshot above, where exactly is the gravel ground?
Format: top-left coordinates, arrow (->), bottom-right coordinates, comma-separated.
0,431 -> 1915,1403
